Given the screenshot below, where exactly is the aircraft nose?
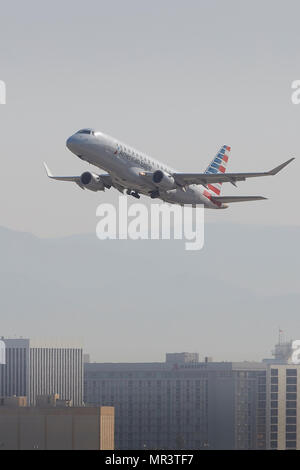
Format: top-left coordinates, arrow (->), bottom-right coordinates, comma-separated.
66,135 -> 75,150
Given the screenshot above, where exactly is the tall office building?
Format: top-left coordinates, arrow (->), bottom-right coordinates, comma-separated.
267,364 -> 300,450
0,338 -> 83,406
84,354 -> 267,450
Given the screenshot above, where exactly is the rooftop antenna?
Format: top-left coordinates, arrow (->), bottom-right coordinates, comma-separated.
278,327 -> 283,345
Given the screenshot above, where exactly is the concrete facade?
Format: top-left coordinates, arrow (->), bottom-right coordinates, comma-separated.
0,406 -> 114,450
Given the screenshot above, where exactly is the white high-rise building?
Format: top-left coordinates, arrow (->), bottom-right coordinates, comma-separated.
0,338 -> 83,406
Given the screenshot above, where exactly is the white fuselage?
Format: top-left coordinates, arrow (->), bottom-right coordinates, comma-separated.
66,130 -> 224,208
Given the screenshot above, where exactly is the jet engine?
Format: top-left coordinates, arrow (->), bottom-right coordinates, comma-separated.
152,170 -> 176,190
80,172 -> 105,191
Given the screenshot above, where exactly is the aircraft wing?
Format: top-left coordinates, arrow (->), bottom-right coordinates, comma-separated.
44,163 -> 112,186
173,158 -> 295,187
211,196 -> 267,203
44,163 -> 113,192
44,163 -> 81,182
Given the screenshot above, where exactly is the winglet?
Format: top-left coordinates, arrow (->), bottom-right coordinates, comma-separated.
268,157 -> 295,175
44,162 -> 53,178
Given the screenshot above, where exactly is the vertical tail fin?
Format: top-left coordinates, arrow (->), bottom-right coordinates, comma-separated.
204,145 -> 231,195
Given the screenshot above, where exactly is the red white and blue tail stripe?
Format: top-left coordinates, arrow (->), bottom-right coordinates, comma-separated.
205,145 -> 231,195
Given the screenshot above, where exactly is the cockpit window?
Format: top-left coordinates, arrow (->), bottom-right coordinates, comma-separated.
77,129 -> 93,135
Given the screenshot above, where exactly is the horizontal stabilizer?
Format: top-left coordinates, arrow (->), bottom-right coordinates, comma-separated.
211,196 -> 267,203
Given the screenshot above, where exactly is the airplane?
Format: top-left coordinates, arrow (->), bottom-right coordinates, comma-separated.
44,128 -> 294,209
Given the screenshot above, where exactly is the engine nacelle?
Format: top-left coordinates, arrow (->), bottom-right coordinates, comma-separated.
80,172 -> 105,192
152,170 -> 176,190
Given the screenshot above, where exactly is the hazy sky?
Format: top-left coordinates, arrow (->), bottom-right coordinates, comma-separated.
1,225 -> 299,363
0,0 -> 299,237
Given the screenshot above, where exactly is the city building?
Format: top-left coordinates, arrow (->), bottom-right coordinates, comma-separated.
3,339 -> 298,450
0,338 -> 83,406
263,339 -> 293,365
165,352 -> 199,365
0,402 -> 114,450
84,353 -> 267,450
266,364 -> 300,450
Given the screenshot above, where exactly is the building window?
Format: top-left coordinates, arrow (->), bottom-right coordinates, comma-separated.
286,433 -> 297,440
286,417 -> 296,424
286,441 -> 296,449
286,393 -> 297,400
286,377 -> 297,385
286,385 -> 297,392
286,369 -> 297,376
286,401 -> 297,409
286,425 -> 296,433
286,409 -> 297,416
